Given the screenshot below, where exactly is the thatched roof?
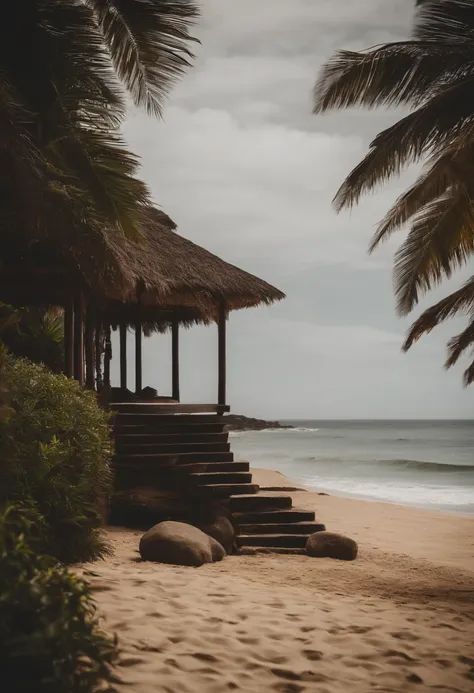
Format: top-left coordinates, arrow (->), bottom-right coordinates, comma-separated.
0,207 -> 285,319
101,207 -> 285,315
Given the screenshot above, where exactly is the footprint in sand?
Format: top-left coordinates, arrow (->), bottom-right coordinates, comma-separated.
192,652 -> 220,663
390,631 -> 420,642
271,668 -> 302,681
273,684 -> 305,693
118,656 -> 146,667
302,649 -> 324,662
383,649 -> 415,662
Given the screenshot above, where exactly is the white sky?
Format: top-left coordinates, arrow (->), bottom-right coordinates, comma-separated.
114,0 -> 473,419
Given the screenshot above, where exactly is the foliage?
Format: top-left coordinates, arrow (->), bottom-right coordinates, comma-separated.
0,356 -> 113,563
0,304 -> 64,373
313,0 -> 474,383
0,503 -> 119,693
0,1 -> 200,295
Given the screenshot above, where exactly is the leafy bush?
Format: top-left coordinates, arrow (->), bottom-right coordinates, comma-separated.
0,356 -> 113,563
0,504 -> 119,693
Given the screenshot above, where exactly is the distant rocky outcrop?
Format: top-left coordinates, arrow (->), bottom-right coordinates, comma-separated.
224,414 -> 293,432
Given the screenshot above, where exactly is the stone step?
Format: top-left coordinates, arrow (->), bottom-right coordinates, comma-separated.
176,461 -> 250,474
115,451 -> 234,466
238,534 -> 309,549
238,522 -> 325,535
115,413 -> 224,425
201,483 -> 259,497
114,423 -> 226,435
115,432 -> 229,445
232,508 -> 315,524
115,441 -> 231,455
228,494 -> 292,513
189,472 -> 253,486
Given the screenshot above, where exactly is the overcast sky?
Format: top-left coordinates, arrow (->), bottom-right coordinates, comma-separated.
116,0 -> 472,419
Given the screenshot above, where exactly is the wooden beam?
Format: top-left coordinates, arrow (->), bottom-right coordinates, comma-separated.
85,307 -> 95,389
172,317 -> 180,402
63,297 -> 74,378
135,319 -> 142,395
73,293 -> 85,386
218,301 -> 227,407
119,322 -> 127,390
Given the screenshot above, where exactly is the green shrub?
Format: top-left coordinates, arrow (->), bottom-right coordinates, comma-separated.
0,504 -> 119,693
0,356 -> 114,563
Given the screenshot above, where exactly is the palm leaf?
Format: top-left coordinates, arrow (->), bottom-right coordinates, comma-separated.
394,188 -> 474,314
369,139 -> 474,250
86,0 -> 200,115
314,41 -> 473,115
414,1 -> 474,44
446,318 -> 474,371
403,273 -> 474,349
332,75 -> 474,211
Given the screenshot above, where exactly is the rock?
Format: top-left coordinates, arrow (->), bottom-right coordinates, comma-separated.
223,414 -> 293,432
139,521 -> 226,566
197,513 -> 237,554
305,531 -> 358,561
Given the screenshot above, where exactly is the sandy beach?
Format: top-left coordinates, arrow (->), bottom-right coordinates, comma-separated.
77,469 -> 474,693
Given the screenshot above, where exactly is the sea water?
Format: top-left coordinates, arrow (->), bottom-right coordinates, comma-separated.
230,420 -> 474,514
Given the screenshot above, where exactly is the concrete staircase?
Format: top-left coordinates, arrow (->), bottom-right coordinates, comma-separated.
112,404 -> 325,551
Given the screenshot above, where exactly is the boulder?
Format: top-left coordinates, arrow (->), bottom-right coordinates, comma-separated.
305,531 -> 358,561
139,521 -> 226,566
197,513 -> 237,554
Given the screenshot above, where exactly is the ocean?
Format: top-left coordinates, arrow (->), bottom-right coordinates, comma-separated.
230,420 -> 474,514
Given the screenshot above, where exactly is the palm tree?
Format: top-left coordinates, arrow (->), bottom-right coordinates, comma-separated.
0,1 -> 199,240
313,0 -> 474,383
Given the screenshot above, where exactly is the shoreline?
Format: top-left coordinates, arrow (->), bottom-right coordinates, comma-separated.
255,467 -> 474,518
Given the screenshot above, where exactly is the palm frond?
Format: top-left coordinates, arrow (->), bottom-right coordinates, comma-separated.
403,274 -> 474,349
332,75 -> 474,210
461,355 -> 474,385
446,317 -> 474,369
314,41 -> 473,115
86,0 -> 200,116
394,187 -> 474,314
414,0 -> 474,43
369,140 -> 474,250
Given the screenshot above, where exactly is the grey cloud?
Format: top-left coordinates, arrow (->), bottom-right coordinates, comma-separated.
119,0 -> 471,418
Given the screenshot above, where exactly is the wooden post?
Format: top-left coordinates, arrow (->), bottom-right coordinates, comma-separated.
103,322 -> 111,406
73,293 -> 85,386
95,318 -> 102,391
135,319 -> 142,395
172,317 -> 180,402
64,297 -> 74,378
218,301 -> 227,406
119,322 -> 127,391
85,306 -> 95,389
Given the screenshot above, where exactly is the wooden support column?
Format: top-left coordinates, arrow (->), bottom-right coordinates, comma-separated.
85,306 -> 95,389
95,318 -> 102,392
135,319 -> 142,395
103,322 -> 111,406
119,322 -> 127,391
172,317 -> 180,402
218,301 -> 227,406
73,293 -> 85,386
64,297 -> 74,378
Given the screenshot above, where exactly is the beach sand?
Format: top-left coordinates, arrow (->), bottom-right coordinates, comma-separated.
77,469 -> 474,692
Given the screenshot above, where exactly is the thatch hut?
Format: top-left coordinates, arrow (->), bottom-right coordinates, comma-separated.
0,206 -> 284,409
